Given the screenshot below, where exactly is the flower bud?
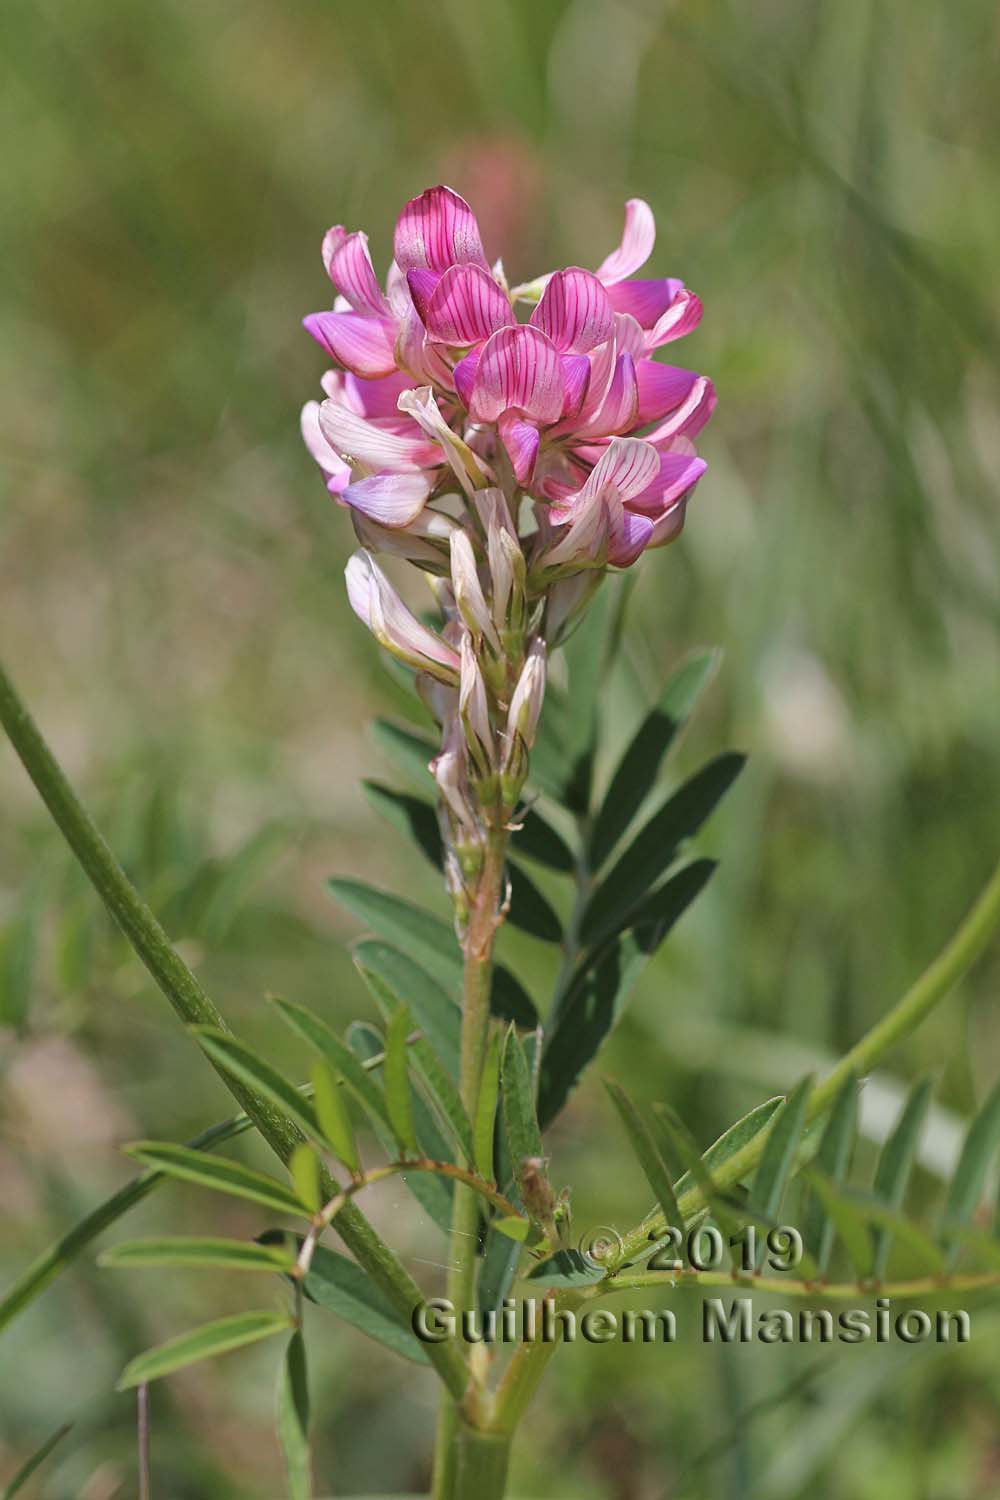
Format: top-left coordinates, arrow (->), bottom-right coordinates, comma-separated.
351,506 -> 457,574
345,551 -> 460,684
450,530 -> 501,652
459,633 -> 495,774
431,718 -> 480,845
505,639 -> 546,753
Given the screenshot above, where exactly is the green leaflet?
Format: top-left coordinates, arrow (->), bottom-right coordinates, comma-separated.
580,754 -> 745,949
353,940 -> 460,1077
502,1026 -> 543,1170
751,1076 -> 814,1223
941,1078 -> 1000,1271
673,1097 -> 785,1202
801,1073 -> 858,1274
370,719 -> 436,787
311,1060 -> 360,1174
801,1170 -> 875,1279
100,1237 -> 298,1273
270,998 -> 389,1132
604,1080 -> 683,1231
474,1031 -> 502,1182
118,1309 -> 293,1390
328,880 -> 461,993
384,1006 -> 420,1156
0,1422 -> 72,1499
123,1142 -> 308,1218
870,1077 -> 933,1279
589,648 -> 721,870
510,808 -> 574,873
410,1036 -> 474,1165
290,1143 -> 322,1215
525,1249 -> 605,1287
363,782 -> 442,868
277,1330 -> 312,1500
299,1243 -> 428,1365
193,1027 -> 325,1150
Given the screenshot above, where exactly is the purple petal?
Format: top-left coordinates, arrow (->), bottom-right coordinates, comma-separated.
498,412 -> 540,485
324,229 -> 390,316
574,352 -> 638,439
318,400 -> 440,471
606,277 -> 684,327
634,361 -> 700,425
469,326 -> 565,425
405,269 -> 442,324
645,376 -> 717,443
342,471 -> 431,527
304,312 -> 398,379
594,199 -> 656,284
530,268 -> 614,353
423,264 -> 512,345
301,400 -> 352,489
394,304 -> 456,389
628,448 -> 708,513
343,370 -> 417,421
578,436 -> 660,505
559,355 -> 592,422
393,185 -> 489,273
453,348 -> 481,410
608,506 -> 655,567
647,289 -> 704,347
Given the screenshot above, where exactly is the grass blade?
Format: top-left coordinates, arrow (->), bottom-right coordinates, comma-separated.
1,1422 -> 72,1499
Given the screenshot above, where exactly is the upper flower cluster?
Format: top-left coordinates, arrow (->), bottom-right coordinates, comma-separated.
301,185 -> 714,573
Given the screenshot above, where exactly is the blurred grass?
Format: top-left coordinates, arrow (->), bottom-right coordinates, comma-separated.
2,0 -> 1000,1495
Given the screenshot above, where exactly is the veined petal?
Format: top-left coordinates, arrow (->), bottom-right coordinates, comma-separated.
607,505 -> 655,567
559,355 -> 592,422
342,471 -> 431,527
595,199 -> 656,284
345,551 -> 460,681
634,361 -> 700,426
404,268 -> 442,325
574,351 -> 638,439
393,185 -> 489,273
646,289 -> 704,347
542,488 -> 610,568
304,312 -> 398,379
396,385 -> 484,495
529,268 -> 614,353
469,325 -> 565,425
644,375 -> 717,443
324,228 -> 391,316
628,447 -> 708,513
301,401 -> 352,489
613,312 -> 646,360
578,435 -> 660,504
606,277 -> 684,327
393,304 -> 456,389
421,263 -> 512,345
452,348 -> 480,410
318,400 -> 440,471
498,412 -> 540,486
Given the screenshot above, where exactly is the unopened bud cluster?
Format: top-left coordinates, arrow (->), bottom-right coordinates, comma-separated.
303,187 -> 714,930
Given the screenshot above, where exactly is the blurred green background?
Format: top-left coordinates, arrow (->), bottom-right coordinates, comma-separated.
2,0 -> 1000,1495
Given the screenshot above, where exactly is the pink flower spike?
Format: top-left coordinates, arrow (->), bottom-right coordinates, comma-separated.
324,229 -> 391,317
469,325 -> 565,425
303,312 -> 398,379
595,199 -> 656,284
393,185 -> 489,273
345,551 -> 460,683
634,361 -> 700,426
341,472 -> 431,528
421,264 -> 512,345
318,400 -> 440,471
498,412 -> 540,486
530,268 -> 615,353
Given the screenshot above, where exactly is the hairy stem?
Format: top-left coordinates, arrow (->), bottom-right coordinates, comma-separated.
0,660 -> 468,1400
433,828 -> 509,1499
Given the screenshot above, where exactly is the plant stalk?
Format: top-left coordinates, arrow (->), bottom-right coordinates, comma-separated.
0,659 -> 468,1401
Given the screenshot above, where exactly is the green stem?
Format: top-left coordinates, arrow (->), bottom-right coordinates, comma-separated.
492,853 -> 1000,1434
604,1269 -> 1000,1299
0,660 -> 468,1401
433,829 -> 509,1499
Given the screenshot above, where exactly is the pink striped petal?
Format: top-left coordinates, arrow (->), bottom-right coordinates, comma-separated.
606,277 -> 684,327
393,304 -> 455,389
452,348 -> 480,410
405,268 -> 442,324
318,401 -> 440,471
574,351 -> 638,439
608,506 -> 655,567
469,326 -> 565,425
393,185 -> 489,272
577,436 -> 660,504
300,401 -> 352,490
559,355 -> 592,421
613,312 -> 646,360
594,199 -> 656,284
634,361 -> 700,425
303,312 -> 398,379
498,412 -> 540,485
323,229 -> 390,316
345,551 -> 460,680
342,471 -> 431,527
628,448 -> 708,514
646,289 -> 704,347
422,264 -> 512,345
645,375 -> 717,443
529,268 -> 614,353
